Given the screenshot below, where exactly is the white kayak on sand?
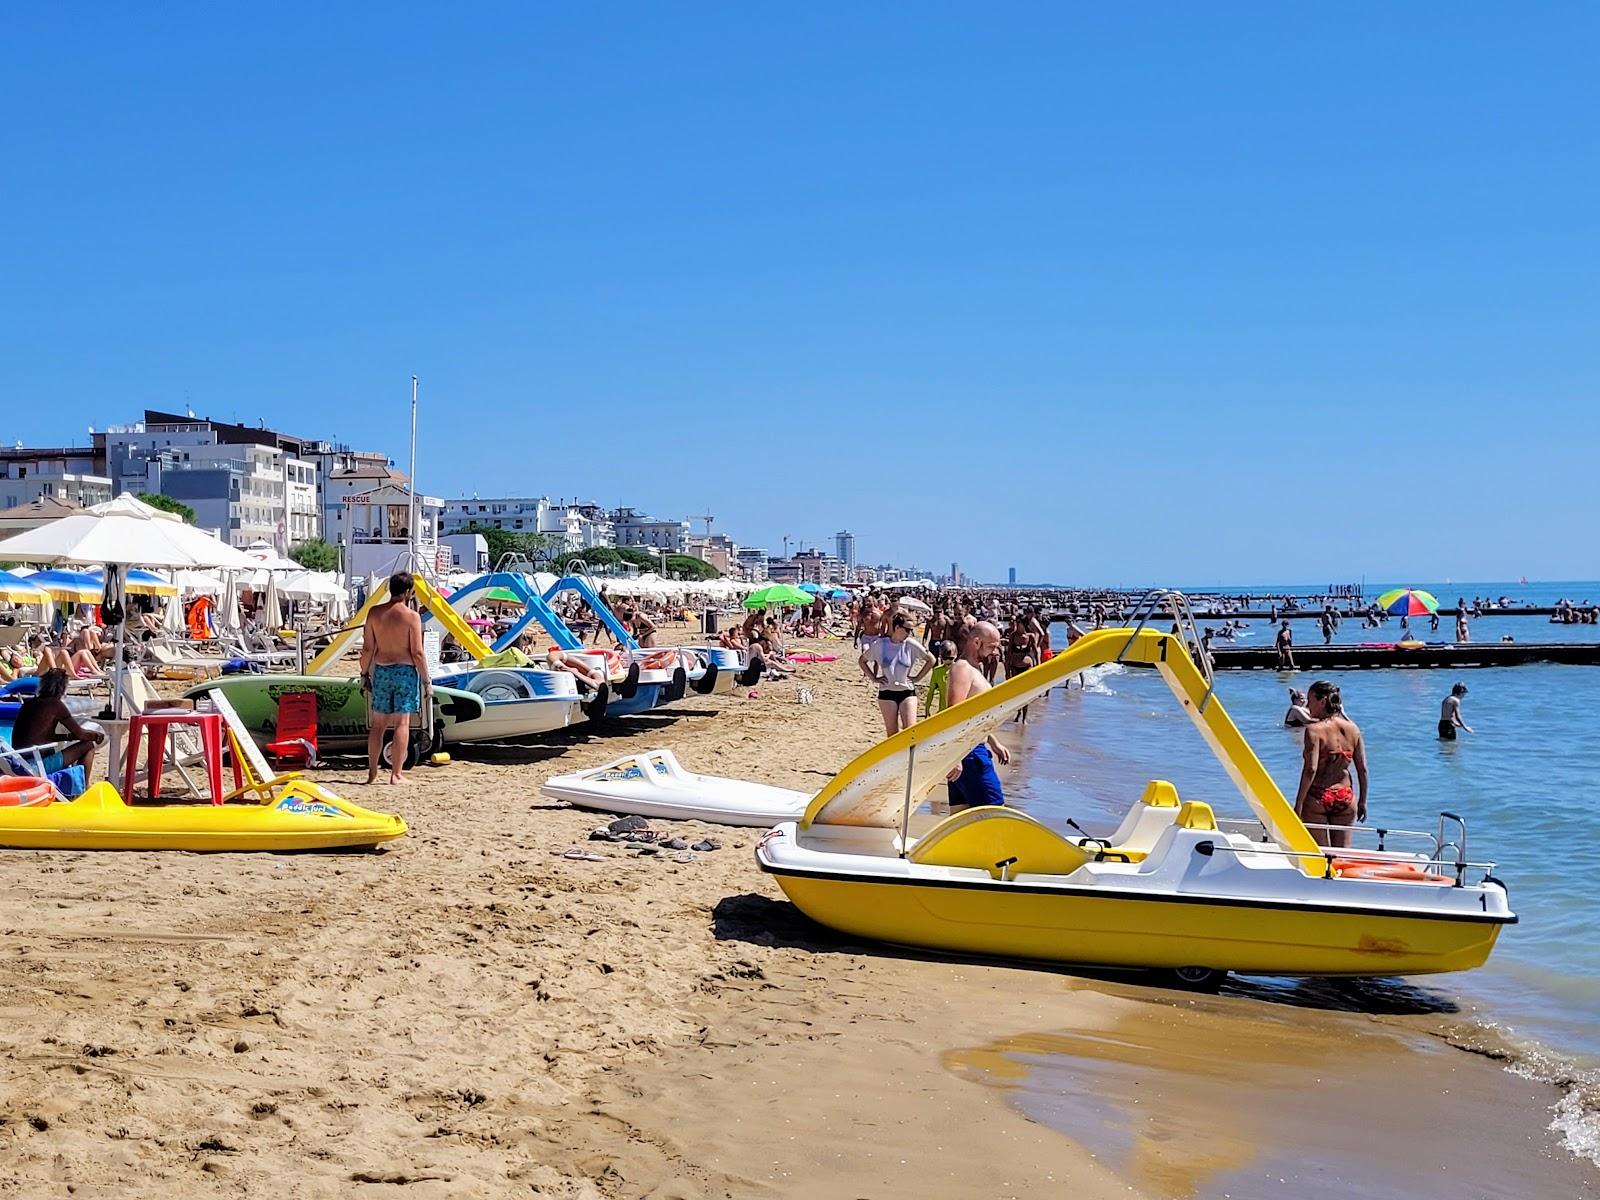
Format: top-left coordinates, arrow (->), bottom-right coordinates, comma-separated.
542,749 -> 810,827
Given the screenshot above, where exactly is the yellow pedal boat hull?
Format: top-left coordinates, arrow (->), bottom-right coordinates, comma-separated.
769,869 -> 1505,977
0,782 -> 407,852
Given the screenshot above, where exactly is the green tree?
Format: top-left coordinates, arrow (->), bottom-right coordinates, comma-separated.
137,493 -> 196,523
289,537 -> 339,572
460,524 -> 559,568
664,554 -> 720,581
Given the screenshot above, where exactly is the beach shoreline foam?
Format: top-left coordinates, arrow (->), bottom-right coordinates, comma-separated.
0,630 -> 1593,1196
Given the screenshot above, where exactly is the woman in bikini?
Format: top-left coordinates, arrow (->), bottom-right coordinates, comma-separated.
861,612 -> 933,737
1294,680 -> 1368,848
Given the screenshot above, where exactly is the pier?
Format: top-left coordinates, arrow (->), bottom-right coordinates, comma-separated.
1206,642 -> 1600,671
1045,606 -> 1584,624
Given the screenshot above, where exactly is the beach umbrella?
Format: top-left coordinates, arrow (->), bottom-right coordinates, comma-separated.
0,569 -> 50,605
895,595 -> 933,614
798,581 -> 822,594
25,568 -> 104,603
479,586 -> 524,605
86,567 -> 179,597
0,494 -> 260,715
1375,587 -> 1440,616
744,583 -> 813,609
0,494 -> 259,572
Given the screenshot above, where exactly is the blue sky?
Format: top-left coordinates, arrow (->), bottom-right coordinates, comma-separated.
3,5 -> 1596,584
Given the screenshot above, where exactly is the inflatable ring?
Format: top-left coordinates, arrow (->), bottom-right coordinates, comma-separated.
1332,858 -> 1451,884
0,777 -> 55,807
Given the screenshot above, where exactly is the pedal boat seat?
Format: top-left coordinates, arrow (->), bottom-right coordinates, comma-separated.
1096,780 -> 1189,863
908,807 -> 1093,880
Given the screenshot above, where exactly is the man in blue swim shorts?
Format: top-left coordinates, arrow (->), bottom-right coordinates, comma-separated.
944,621 -> 1011,808
360,571 -> 431,785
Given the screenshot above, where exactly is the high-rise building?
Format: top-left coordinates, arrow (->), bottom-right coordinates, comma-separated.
951,561 -> 961,586
834,530 -> 856,568
1008,567 -> 1017,586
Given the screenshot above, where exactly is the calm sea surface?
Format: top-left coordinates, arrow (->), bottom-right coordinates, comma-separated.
993,581 -> 1600,1167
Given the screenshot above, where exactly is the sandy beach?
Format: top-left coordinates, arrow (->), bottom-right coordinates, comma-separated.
1,628 -> 1595,1198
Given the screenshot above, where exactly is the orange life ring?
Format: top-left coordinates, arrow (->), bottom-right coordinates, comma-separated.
0,776 -> 55,807
1332,858 -> 1451,884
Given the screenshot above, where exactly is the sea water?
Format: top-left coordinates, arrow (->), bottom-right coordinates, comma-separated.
997,581 -> 1600,1165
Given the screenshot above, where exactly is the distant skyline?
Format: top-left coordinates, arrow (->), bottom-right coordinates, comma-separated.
3,6 -> 1596,583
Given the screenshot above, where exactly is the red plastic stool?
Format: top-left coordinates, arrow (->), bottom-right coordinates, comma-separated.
124,711 -> 228,804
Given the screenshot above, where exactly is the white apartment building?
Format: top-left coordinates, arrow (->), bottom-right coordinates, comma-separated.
735,548 -> 769,582
610,508 -> 689,553
0,446 -> 111,510
440,496 -> 613,551
100,411 -> 334,551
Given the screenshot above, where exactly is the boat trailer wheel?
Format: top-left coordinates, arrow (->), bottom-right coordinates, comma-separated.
1165,966 -> 1227,992
379,728 -> 424,770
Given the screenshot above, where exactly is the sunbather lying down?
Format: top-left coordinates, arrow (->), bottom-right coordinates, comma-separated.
28,634 -> 101,679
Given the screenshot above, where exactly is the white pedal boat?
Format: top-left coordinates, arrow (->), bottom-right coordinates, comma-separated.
542,749 -> 810,827
430,666 -> 584,740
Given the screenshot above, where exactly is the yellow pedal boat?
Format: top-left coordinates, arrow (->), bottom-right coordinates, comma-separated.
757,595 -> 1514,987
0,779 -> 407,852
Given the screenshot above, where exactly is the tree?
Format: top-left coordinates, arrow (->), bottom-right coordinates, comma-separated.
460,524 -> 559,568
664,554 -> 720,581
137,493 -> 195,523
290,537 -> 339,572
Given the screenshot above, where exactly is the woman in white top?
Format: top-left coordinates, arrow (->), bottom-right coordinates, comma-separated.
860,611 -> 934,738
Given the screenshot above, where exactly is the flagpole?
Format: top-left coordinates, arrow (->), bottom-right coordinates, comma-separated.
408,374 -> 419,572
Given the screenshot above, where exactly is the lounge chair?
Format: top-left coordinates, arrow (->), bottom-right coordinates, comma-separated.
143,642 -> 226,680
0,735 -> 87,798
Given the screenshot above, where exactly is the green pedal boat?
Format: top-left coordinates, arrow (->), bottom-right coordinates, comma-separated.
185,675 -> 483,765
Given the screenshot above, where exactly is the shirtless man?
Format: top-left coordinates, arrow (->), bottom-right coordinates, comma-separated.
359,571 -> 430,785
1274,620 -> 1295,670
12,668 -> 103,778
1438,682 -> 1472,740
944,622 -> 1011,808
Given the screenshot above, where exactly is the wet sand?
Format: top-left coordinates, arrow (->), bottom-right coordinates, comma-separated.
0,627 -> 1592,1197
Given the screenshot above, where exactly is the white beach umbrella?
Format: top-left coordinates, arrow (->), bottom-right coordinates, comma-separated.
174,570 -> 225,595
0,494 -> 259,571
0,494 -> 261,716
262,569 -> 284,629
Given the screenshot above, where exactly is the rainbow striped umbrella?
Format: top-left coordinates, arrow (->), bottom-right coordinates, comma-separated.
1375,587 -> 1440,616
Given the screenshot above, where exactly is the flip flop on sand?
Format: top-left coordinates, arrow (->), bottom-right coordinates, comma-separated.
669,851 -> 697,865
557,847 -> 606,862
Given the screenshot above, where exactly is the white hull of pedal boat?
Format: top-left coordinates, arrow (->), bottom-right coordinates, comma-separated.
543,749 -> 810,827
429,667 -> 584,740
757,809 -> 1512,978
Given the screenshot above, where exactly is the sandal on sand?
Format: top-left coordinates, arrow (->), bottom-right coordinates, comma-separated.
660,837 -> 689,851
669,851 -> 697,865
690,838 -> 722,852
608,815 -> 652,833
630,844 -> 660,856
558,847 -> 606,862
